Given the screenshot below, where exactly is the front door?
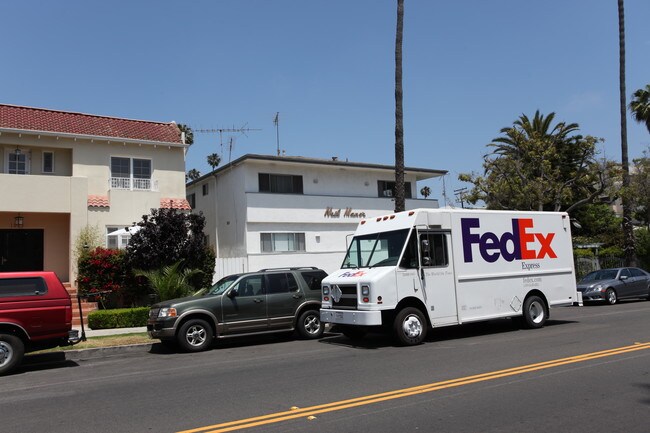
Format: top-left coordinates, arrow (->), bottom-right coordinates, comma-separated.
419,230 -> 459,326
221,274 -> 268,334
0,229 -> 44,272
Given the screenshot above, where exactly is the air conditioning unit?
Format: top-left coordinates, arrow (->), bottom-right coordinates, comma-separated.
383,190 -> 393,197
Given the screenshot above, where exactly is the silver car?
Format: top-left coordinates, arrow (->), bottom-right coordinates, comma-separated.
577,267 -> 650,305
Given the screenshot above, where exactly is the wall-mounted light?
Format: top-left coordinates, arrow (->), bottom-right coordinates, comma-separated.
14,214 -> 24,228
14,146 -> 21,156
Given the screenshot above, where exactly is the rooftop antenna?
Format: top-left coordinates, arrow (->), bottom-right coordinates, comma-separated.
194,124 -> 261,159
273,112 -> 280,156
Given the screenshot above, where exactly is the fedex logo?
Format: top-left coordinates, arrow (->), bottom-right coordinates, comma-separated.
461,218 -> 557,263
338,271 -> 366,278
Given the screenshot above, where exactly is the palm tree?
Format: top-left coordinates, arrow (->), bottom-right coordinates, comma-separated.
618,0 -> 636,266
630,84 -> 650,134
177,124 -> 194,145
420,186 -> 431,199
393,0 -> 406,213
135,261 -> 203,302
186,169 -> 201,182
207,153 -> 221,170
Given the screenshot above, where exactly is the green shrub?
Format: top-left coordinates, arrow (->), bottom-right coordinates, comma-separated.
573,249 -> 595,258
87,307 -> 149,330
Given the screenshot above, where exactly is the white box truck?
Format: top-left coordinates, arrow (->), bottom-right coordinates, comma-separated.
320,208 -> 581,345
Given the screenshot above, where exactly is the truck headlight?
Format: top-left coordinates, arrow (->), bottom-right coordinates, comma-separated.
322,285 -> 330,302
158,307 -> 177,318
361,285 -> 370,296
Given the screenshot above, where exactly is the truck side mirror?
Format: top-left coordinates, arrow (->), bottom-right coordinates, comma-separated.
421,239 -> 430,254
422,257 -> 432,266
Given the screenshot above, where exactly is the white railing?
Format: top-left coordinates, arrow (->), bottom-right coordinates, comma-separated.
109,177 -> 158,191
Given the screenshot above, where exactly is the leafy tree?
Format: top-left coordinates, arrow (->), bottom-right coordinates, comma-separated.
617,0 -> 636,266
629,147 -> 650,227
207,153 -> 221,170
571,203 -> 624,248
459,111 -> 609,213
630,84 -> 650,134
393,0 -> 405,213
187,168 -> 201,182
135,260 -> 203,302
177,123 -> 194,145
420,186 -> 431,199
635,228 -> 650,270
126,208 -> 215,290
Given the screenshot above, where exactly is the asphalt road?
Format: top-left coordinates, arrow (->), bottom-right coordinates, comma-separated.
2,300 -> 649,433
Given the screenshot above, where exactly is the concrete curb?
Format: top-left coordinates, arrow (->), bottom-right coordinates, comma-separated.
65,343 -> 155,361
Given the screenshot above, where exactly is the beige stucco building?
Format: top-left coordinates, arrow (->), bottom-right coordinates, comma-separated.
0,104 -> 190,282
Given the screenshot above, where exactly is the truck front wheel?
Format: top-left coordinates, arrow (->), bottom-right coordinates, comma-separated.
0,333 -> 25,376
394,307 -> 427,346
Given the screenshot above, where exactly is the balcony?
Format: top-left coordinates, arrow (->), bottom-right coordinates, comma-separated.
109,177 -> 159,192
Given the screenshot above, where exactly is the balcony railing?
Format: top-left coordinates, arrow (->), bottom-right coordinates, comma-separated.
109,177 -> 158,191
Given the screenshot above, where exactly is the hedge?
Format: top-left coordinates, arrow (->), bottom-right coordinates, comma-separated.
88,307 -> 149,330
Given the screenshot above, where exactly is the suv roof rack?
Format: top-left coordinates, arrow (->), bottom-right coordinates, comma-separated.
257,267 -> 320,272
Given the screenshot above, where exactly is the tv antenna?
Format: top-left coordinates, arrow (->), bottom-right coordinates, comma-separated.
273,112 -> 280,156
194,123 -> 261,160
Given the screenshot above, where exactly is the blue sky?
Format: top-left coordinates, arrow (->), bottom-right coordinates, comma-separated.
2,1 -> 649,205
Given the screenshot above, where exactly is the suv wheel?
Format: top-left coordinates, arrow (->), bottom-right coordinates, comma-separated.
177,319 -> 213,352
297,310 -> 324,339
0,333 -> 24,376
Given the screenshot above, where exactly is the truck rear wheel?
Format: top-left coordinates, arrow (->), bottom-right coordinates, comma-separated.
394,307 -> 427,346
522,295 -> 547,329
0,333 -> 25,376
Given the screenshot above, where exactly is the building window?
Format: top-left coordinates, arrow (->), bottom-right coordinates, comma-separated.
42,151 -> 55,174
261,233 -> 306,253
7,150 -> 29,175
187,193 -> 196,209
110,157 -> 153,190
259,173 -> 303,194
202,183 -> 209,196
106,226 -> 131,250
377,180 -> 412,198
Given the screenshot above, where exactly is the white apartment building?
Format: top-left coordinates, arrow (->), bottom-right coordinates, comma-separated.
186,154 -> 446,279
0,104 -> 190,282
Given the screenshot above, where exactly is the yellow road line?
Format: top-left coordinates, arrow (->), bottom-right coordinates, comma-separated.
178,342 -> 650,433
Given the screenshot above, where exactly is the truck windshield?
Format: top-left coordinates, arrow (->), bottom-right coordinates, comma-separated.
341,229 -> 409,268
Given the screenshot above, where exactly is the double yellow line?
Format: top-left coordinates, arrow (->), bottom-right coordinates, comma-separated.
179,342 -> 650,433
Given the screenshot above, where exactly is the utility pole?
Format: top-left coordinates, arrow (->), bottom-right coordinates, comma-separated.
454,188 -> 468,209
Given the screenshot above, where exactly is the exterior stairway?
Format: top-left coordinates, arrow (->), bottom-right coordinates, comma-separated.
63,283 -> 98,327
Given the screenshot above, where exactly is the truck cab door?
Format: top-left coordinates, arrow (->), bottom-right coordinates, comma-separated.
419,231 -> 458,326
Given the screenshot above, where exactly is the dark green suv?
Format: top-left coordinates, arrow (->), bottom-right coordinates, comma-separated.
147,267 -> 327,351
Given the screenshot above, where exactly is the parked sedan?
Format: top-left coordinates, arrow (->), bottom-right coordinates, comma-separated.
577,267 -> 650,305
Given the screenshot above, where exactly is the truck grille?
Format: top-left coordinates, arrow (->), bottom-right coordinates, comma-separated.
332,284 -> 358,310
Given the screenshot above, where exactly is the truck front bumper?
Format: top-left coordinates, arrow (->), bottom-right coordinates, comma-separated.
320,309 -> 382,326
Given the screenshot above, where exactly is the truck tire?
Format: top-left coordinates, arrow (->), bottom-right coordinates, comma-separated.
0,333 -> 25,376
296,310 -> 324,339
177,319 -> 213,352
522,295 -> 547,329
394,307 -> 427,346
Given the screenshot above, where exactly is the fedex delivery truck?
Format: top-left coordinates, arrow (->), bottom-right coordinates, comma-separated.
320,208 -> 581,345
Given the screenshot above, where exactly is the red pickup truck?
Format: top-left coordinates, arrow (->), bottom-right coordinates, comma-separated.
0,271 -> 83,375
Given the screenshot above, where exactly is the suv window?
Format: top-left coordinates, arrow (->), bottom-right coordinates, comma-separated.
267,273 -> 299,294
300,270 -> 328,291
231,275 -> 264,297
0,277 -> 48,297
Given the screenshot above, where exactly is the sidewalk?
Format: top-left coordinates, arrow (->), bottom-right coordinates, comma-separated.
73,326 -> 148,338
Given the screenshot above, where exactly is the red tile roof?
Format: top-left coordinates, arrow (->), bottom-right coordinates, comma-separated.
0,104 -> 183,144
87,195 -> 110,208
160,198 -> 191,211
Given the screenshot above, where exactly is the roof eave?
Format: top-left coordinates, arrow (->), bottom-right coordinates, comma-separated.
0,127 -> 186,148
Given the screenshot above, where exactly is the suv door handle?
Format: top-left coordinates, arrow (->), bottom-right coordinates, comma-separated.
254,298 -> 263,303
292,294 -> 302,299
